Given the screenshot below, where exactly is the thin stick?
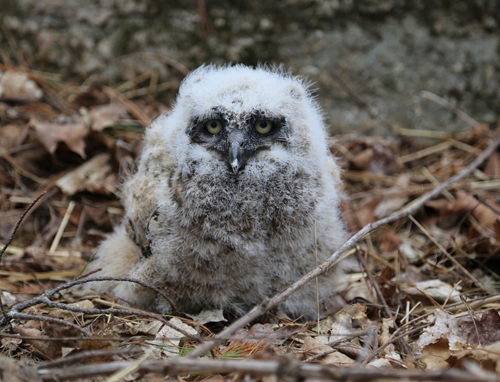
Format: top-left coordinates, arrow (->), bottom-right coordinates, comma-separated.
188,134 -> 500,359
6,276 -> 177,319
49,200 -> 75,253
0,192 -> 46,263
0,192 -> 46,329
38,348 -> 143,369
11,312 -> 91,336
420,91 -> 479,128
37,357 -> 500,382
305,329 -> 369,362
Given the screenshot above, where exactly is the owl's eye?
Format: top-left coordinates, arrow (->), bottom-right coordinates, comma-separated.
255,120 -> 273,134
206,120 -> 222,134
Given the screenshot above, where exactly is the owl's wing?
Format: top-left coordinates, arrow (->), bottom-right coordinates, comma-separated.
121,128 -> 169,258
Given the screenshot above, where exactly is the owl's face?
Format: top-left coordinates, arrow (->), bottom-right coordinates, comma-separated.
187,107 -> 288,173
159,65 -> 329,177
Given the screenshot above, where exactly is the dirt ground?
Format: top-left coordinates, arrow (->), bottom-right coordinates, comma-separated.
0,64 -> 500,381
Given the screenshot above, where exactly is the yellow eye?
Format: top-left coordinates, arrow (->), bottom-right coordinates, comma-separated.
255,120 -> 272,134
206,120 -> 222,134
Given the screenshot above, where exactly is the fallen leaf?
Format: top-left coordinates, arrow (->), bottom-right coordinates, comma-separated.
12,324 -> 62,359
151,317 -> 197,358
303,336 -> 355,366
55,153 -> 116,195
32,118 -> 89,158
0,354 -> 41,382
471,341 -> 500,372
89,102 -> 129,131
0,71 -> 43,101
483,151 -> 500,176
351,148 -> 374,171
355,196 -> 381,226
185,309 -> 227,325
421,338 -> 451,370
400,280 -> 461,304
459,309 -> 500,346
415,310 -> 468,353
379,227 -> 402,252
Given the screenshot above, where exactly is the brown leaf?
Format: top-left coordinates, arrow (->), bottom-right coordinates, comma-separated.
483,151 -> 500,176
82,199 -> 113,230
460,309 -> 500,346
70,86 -> 110,108
421,338 -> 451,370
379,227 -> 401,252
355,196 -> 381,227
303,336 -> 355,366
55,153 -> 116,195
12,324 -> 62,359
89,102 -> 129,131
0,355 -> 41,382
32,118 -> 89,158
426,191 -> 500,238
340,199 -> 361,232
0,124 -> 29,150
351,148 -> 373,171
0,71 -> 43,101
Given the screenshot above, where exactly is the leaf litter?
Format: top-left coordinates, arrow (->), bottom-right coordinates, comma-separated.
0,64 -> 500,381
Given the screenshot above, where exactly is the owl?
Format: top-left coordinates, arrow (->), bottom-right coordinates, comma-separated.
87,64 -> 353,319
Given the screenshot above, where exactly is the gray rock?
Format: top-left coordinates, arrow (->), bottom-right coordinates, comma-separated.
1,0 -> 498,135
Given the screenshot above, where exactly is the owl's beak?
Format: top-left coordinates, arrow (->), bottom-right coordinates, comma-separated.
227,129 -> 247,174
229,142 -> 243,174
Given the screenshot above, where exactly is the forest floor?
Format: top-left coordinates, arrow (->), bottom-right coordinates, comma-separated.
1,64 -> 500,381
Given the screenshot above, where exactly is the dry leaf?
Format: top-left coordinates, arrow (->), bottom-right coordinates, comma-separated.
303,336 -> 355,366
400,279 -> 461,304
351,148 -> 374,171
355,196 -> 381,226
415,310 -> 468,353
151,317 -> 197,357
421,338 -> 451,370
459,309 -> 500,346
471,341 -> 500,372
379,227 -> 402,252
89,102 -> 129,131
0,71 -> 43,101
32,118 -> 89,158
12,324 -> 62,359
0,355 -> 41,382
56,153 -> 116,195
483,151 -> 500,176
185,309 -> 227,325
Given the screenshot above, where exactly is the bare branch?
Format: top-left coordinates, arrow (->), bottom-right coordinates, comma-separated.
37,357 -> 500,381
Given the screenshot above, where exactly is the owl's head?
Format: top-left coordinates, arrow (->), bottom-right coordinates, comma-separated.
157,65 -> 330,175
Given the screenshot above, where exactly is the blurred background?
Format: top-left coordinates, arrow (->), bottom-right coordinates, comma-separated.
1,0 -> 499,136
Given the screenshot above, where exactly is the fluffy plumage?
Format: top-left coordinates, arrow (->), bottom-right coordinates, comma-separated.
87,64 -> 353,319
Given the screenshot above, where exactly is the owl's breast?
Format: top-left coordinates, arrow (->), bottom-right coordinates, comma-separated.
164,160 -> 322,242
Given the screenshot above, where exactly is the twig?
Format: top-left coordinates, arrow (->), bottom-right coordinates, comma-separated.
0,192 -> 46,330
37,357 -> 500,381
38,348 -> 143,369
305,329 -> 369,362
362,324 -> 429,365
7,276 -> 176,314
474,194 -> 500,216
11,312 -> 91,336
420,91 -> 479,128
0,192 -> 46,263
48,200 -> 75,253
188,133 -> 500,359
1,276 -> 188,338
356,251 -> 410,355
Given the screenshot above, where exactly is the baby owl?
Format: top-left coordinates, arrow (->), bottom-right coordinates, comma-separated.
88,65 -> 352,319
